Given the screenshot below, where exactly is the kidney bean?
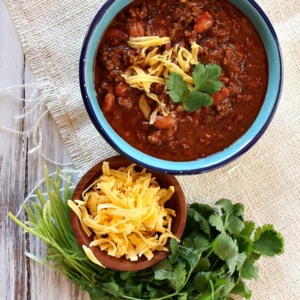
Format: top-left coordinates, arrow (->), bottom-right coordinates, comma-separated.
128,21 -> 145,37
102,93 -> 115,112
105,29 -> 128,46
114,82 -> 129,97
212,86 -> 229,105
153,115 -> 176,129
117,96 -> 133,111
194,12 -> 214,33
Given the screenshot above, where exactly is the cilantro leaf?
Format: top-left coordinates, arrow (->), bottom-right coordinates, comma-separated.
230,279 -> 252,299
212,234 -> 238,261
168,238 -> 179,264
189,202 -> 219,218
227,215 -> 245,234
193,63 -> 222,94
235,235 -> 253,255
194,257 -> 211,273
194,235 -> 210,252
192,63 -> 205,89
167,62 -> 222,111
177,293 -> 188,300
216,198 -> 234,216
241,258 -> 259,280
167,72 -> 189,103
180,238 -> 204,269
249,251 -> 262,262
187,206 -> 212,237
240,221 -> 256,238
233,203 -> 245,217
102,282 -> 120,297
165,262 -> 187,290
209,213 -> 225,233
196,286 -> 214,300
253,228 -> 284,257
212,277 -> 231,296
183,91 -> 213,112
153,261 -> 172,280
193,272 -> 211,292
146,285 -> 169,299
219,277 -> 237,298
125,283 -> 143,298
253,224 -> 274,240
216,199 -> 245,234
226,252 -> 247,275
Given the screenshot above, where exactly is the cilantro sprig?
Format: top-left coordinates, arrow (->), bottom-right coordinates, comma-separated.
167,63 -> 223,111
8,170 -> 284,300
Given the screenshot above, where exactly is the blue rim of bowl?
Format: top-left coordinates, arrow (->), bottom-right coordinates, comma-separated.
79,0 -> 283,175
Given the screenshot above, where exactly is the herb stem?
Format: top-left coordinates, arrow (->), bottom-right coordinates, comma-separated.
211,258 -> 220,272
205,248 -> 214,259
8,212 -> 52,244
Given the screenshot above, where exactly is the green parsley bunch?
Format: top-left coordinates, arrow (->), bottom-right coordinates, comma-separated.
8,167 -> 284,300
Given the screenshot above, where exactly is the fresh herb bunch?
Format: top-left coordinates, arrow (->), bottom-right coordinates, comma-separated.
167,63 -> 223,112
8,168 -> 284,300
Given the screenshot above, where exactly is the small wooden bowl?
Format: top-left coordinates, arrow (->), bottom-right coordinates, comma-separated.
70,155 -> 186,271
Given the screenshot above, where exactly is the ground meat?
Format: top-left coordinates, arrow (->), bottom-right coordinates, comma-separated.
117,96 -> 133,111
94,0 -> 268,161
215,98 -> 233,118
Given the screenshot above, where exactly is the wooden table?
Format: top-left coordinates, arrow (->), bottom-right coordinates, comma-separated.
0,1 -> 88,299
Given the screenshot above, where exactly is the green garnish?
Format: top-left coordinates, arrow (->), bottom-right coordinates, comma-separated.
167,63 -> 223,111
8,168 -> 284,300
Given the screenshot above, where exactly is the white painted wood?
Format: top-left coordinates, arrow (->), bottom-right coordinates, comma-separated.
0,1 -> 28,299
0,1 -> 89,299
24,67 -> 89,300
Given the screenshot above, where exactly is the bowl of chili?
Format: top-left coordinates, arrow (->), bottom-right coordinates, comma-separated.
79,0 -> 282,175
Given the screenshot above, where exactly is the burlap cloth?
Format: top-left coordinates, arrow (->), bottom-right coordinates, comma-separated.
4,0 -> 300,299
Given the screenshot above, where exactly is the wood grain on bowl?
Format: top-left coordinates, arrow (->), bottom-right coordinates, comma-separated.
70,155 -> 186,271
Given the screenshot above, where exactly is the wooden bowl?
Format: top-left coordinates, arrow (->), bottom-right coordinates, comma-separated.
70,155 -> 186,271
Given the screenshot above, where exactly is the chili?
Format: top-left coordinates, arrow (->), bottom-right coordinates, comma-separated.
94,0 -> 268,161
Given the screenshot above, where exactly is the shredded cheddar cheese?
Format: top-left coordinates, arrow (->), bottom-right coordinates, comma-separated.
68,162 -> 179,263
127,36 -> 171,48
82,245 -> 105,268
121,38 -> 201,120
139,94 -> 151,119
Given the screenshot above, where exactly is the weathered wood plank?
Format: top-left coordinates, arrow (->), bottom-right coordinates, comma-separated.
24,65 -> 89,299
0,1 -> 89,298
0,1 -> 28,299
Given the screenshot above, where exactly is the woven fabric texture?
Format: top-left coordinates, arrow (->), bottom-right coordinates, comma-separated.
5,0 -> 300,299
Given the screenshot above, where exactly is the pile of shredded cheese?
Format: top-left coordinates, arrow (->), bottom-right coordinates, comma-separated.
68,162 -> 179,264
122,36 -> 200,120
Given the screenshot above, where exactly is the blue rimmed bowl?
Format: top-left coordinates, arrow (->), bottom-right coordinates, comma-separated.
79,0 -> 282,175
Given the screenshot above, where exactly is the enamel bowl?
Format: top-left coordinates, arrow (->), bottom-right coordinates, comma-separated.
79,0 -> 282,175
